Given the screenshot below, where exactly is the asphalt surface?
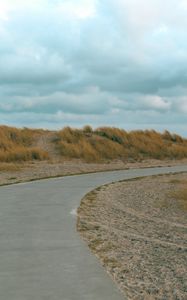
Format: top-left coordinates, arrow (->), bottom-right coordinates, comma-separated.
0,165 -> 187,300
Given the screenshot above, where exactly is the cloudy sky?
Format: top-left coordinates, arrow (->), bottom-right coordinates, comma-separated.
0,0 -> 187,135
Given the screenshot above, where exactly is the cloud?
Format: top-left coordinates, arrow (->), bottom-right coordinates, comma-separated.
140,96 -> 171,111
56,0 -> 97,19
173,97 -> 187,113
0,87 -> 111,114
0,0 -> 187,136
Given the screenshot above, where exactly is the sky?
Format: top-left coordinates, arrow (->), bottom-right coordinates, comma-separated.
0,0 -> 187,135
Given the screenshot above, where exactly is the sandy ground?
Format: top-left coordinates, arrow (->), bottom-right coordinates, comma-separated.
1,159 -> 187,186
77,173 -> 187,300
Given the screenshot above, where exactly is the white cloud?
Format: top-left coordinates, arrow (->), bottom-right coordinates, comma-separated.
0,0 -> 45,10
180,0 -> 187,9
154,24 -> 169,35
0,0 -> 97,20
0,3 -> 9,21
142,96 -> 171,111
56,0 -> 97,19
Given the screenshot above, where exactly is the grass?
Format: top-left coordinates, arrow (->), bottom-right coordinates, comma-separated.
55,126 -> 187,162
0,163 -> 21,172
1,124 -> 187,163
173,189 -> 187,210
159,178 -> 187,211
0,126 -> 49,162
170,180 -> 187,211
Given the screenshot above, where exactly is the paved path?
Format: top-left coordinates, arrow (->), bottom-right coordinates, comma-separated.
0,165 -> 187,300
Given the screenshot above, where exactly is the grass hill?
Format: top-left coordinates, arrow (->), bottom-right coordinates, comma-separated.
0,126 -> 49,162
55,126 -> 187,162
0,125 -> 187,163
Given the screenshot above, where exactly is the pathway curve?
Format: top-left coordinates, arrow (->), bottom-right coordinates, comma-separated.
0,165 -> 187,300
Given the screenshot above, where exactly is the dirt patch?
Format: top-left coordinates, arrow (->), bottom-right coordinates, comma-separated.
33,131 -> 60,160
77,173 -> 187,300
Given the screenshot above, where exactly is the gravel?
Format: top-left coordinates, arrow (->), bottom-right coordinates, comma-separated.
77,173 -> 187,300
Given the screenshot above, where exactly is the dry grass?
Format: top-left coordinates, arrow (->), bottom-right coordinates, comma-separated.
0,126 -> 49,162
0,163 -> 21,172
56,126 -> 187,162
0,147 -> 49,162
1,125 -> 187,163
170,180 -> 187,211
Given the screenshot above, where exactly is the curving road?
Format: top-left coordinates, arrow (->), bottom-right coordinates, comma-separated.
0,165 -> 187,300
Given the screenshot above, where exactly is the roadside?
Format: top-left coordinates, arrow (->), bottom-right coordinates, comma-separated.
1,159 -> 187,186
77,173 -> 187,300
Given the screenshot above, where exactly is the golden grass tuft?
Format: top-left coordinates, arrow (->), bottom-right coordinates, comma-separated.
55,126 -> 187,162
0,163 -> 21,172
0,126 -> 49,162
1,125 -> 187,163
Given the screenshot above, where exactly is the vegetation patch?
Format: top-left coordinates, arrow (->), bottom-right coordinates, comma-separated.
170,180 -> 187,211
0,126 -> 49,162
0,163 -> 21,172
1,125 -> 187,163
55,126 -> 187,162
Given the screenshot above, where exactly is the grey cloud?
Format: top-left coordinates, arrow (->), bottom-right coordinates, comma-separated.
0,89 -> 111,115
1,1 -> 187,95
0,0 -> 187,136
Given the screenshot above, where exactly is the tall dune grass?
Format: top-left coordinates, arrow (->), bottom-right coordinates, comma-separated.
0,126 -> 49,162
56,126 -> 187,162
1,125 -> 187,163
